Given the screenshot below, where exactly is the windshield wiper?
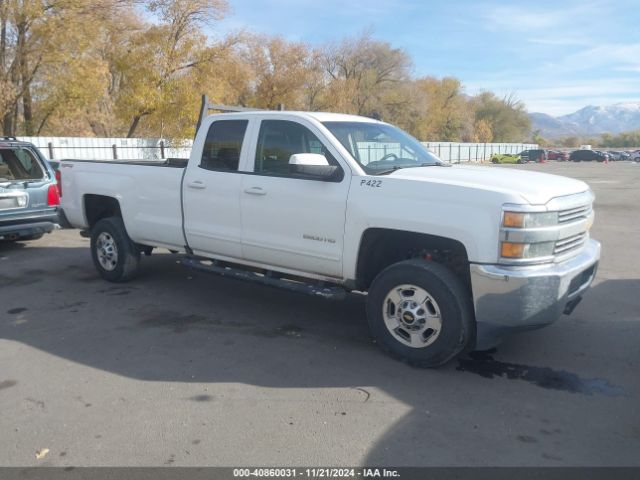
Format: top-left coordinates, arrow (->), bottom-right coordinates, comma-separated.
372,163 -> 446,175
372,166 -> 407,175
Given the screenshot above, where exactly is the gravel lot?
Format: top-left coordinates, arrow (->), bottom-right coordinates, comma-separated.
1,161 -> 639,467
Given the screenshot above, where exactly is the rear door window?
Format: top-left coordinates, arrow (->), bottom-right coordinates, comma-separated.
199,120 -> 249,172
0,148 -> 45,181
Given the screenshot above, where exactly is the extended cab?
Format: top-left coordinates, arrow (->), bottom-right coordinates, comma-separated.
1,138 -> 60,242
59,109 -> 600,367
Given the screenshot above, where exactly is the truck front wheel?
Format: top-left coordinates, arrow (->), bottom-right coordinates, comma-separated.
366,259 -> 474,367
90,217 -> 140,282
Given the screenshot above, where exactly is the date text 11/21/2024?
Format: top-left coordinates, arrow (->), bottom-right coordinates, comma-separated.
232,468 -> 400,477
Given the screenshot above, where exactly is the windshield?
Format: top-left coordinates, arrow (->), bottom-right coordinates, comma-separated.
322,121 -> 442,175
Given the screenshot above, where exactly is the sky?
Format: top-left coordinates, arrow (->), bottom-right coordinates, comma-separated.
212,0 -> 640,117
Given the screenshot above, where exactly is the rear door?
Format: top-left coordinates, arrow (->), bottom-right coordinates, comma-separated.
183,118 -> 252,259
239,117 -> 350,278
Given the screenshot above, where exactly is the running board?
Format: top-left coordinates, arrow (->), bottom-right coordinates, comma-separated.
180,257 -> 347,300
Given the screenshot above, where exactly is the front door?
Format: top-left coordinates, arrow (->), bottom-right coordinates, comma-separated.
240,119 -> 350,278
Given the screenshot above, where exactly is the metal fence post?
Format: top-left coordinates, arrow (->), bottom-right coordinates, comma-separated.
48,142 -> 54,160
112,144 -> 118,160
160,140 -> 165,159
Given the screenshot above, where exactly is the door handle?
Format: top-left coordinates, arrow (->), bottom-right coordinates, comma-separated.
244,187 -> 267,196
187,180 -> 206,189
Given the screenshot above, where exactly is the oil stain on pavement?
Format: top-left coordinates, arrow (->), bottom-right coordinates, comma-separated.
6,307 -> 27,314
0,380 -> 17,390
457,351 -> 626,397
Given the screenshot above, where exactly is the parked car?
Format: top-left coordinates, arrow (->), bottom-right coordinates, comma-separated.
57,102 -> 600,367
569,149 -> 609,162
0,137 -> 60,242
605,151 -> 629,161
547,150 -> 569,161
630,150 -> 640,162
519,149 -> 547,163
490,153 -> 521,164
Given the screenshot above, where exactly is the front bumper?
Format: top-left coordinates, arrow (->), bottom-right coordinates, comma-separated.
470,239 -> 600,349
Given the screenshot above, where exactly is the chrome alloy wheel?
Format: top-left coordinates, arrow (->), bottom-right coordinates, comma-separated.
382,284 -> 442,348
96,232 -> 118,271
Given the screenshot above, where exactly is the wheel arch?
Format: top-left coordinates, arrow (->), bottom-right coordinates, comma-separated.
354,228 -> 472,293
84,194 -> 122,230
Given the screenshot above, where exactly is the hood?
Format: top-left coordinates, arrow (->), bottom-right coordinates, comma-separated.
388,165 -> 590,205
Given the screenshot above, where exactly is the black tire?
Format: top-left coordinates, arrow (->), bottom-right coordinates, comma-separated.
90,217 -> 140,282
366,259 -> 474,367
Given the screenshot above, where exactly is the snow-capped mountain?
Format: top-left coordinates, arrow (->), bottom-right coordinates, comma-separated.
530,102 -> 640,138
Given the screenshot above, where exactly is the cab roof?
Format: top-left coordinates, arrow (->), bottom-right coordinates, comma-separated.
207,110 -> 383,124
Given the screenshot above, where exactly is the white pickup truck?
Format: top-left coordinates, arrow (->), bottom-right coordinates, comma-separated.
59,108 -> 600,366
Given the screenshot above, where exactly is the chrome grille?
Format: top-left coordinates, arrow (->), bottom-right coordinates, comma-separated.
553,197 -> 593,258
554,232 -> 587,256
558,205 -> 591,224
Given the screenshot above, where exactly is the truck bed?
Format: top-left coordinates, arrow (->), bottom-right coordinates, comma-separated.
60,158 -> 187,250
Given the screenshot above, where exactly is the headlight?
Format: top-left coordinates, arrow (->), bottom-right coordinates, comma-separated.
500,209 -> 558,262
500,195 -> 594,264
502,211 -> 557,228
501,241 -> 555,259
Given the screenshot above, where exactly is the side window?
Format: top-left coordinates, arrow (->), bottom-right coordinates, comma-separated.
255,120 -> 339,176
200,120 -> 248,171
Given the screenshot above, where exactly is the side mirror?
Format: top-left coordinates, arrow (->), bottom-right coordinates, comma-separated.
289,153 -> 340,181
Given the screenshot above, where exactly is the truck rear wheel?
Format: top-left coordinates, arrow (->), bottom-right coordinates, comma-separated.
366,259 -> 473,367
90,217 -> 140,282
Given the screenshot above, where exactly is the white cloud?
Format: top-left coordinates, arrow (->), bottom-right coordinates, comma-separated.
553,43 -> 640,72
525,36 -> 592,47
482,1 -> 608,33
484,8 -> 559,30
